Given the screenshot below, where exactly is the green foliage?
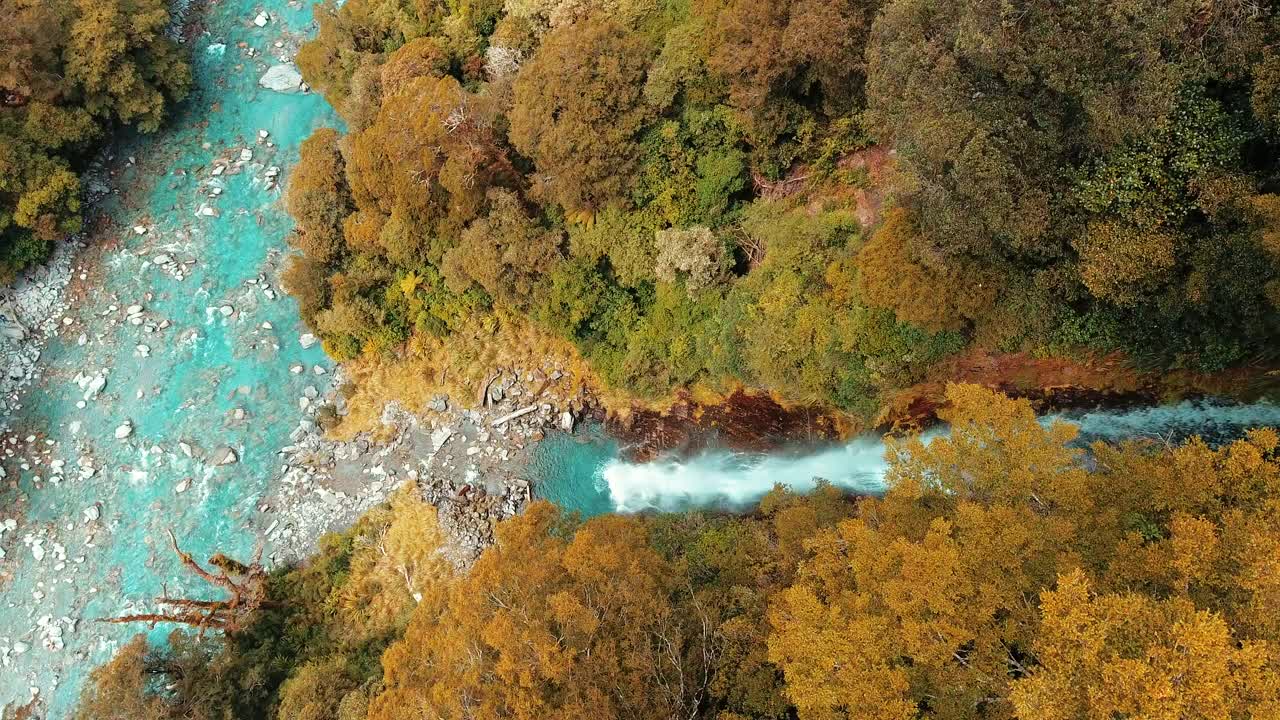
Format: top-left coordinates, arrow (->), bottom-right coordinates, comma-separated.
281,0 -> 1280,412
632,107 -> 749,227
1073,92 -> 1247,228
865,0 -> 1280,369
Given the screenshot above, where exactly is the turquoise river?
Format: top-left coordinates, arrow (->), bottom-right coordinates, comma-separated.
0,0 -> 337,713
5,0 -> 1280,716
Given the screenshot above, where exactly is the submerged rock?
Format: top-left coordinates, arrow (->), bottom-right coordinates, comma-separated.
259,64 -> 304,94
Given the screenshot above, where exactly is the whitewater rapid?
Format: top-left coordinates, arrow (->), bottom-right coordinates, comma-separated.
581,399 -> 1280,514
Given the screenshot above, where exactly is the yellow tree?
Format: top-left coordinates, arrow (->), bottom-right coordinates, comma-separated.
1011,570 -> 1280,720
368,502 -> 716,720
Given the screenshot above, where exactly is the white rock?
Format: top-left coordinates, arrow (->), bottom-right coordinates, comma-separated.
212,446 -> 238,466
239,148 -> 253,162
114,421 -> 133,439
83,505 -> 100,522
179,441 -> 192,457
258,130 -> 270,139
211,164 -> 226,177
136,344 -> 150,357
299,333 -> 317,348
153,254 -> 171,265
253,11 -> 269,26
83,374 -> 106,401
175,478 -> 191,494
133,226 -> 148,235
258,64 -> 304,93
430,427 -> 453,452
220,305 -> 234,316
127,304 -> 143,315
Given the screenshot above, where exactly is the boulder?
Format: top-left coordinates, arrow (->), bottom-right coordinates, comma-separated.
430,427 -> 453,452
258,64 -> 304,94
114,421 -> 133,439
212,447 -> 239,466
559,410 -> 575,433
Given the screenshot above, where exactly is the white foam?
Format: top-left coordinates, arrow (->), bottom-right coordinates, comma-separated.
600,400 -> 1280,513
603,435 -> 893,513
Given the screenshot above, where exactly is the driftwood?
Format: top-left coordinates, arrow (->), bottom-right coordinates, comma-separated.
492,404 -> 539,427
478,369 -> 501,407
100,530 -> 271,637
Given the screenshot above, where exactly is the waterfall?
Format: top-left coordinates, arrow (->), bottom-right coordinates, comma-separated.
543,399 -> 1280,516
603,434 -> 897,512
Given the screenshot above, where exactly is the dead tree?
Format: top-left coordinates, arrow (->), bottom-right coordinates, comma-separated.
100,529 -> 272,637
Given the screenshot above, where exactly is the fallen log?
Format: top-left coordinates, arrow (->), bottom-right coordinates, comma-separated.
492,404 -> 539,427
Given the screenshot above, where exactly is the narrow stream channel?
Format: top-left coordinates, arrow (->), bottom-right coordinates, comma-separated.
531,399 -> 1280,517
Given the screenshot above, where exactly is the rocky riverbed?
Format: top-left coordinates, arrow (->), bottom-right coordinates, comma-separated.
0,0 -> 362,713
264,364 -> 592,567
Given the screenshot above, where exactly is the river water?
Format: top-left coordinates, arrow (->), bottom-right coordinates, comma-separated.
0,0 -> 338,713
3,0 -> 1280,715
531,399 -> 1280,517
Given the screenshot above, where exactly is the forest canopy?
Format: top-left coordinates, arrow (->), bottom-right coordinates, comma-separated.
76,386 -> 1280,720
281,0 -> 1280,416
0,0 -> 191,281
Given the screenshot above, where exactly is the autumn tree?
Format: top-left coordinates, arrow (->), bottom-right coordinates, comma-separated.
368,502 -> 717,720
287,128 -> 353,265
344,74 -> 513,264
701,0 -> 880,167
0,0 -> 189,278
63,0 -> 191,132
440,189 -> 565,307
509,19 -> 654,213
1011,570 -> 1280,720
856,208 -> 998,331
